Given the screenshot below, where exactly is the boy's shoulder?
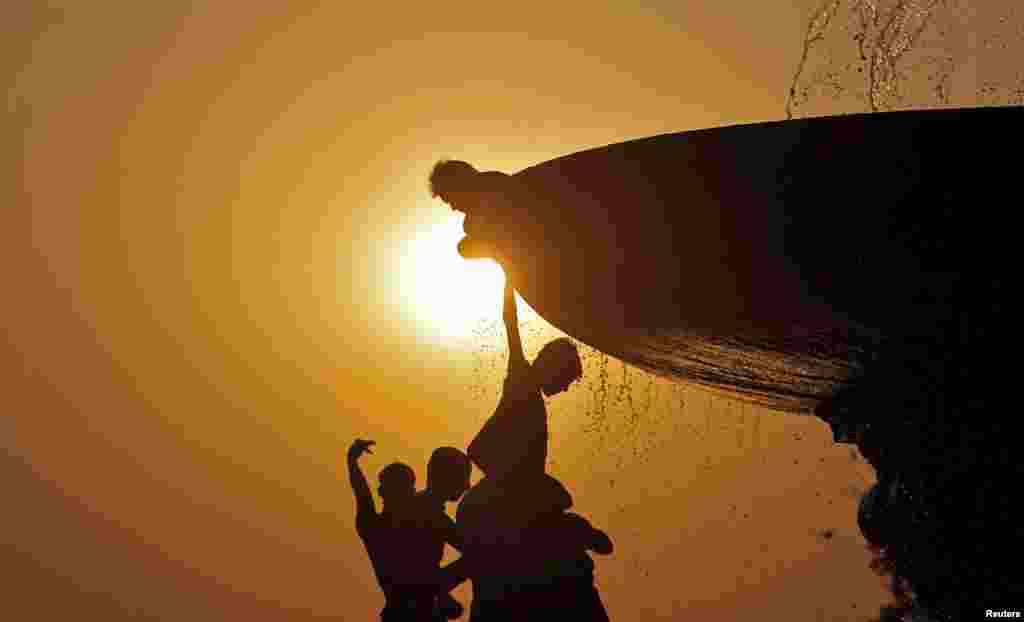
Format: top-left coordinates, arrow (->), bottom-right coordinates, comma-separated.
479,170 -> 524,199
502,360 -> 535,390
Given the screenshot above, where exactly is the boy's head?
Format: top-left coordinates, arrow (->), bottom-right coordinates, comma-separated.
429,159 -> 478,212
377,462 -> 416,505
427,446 -> 471,502
533,337 -> 583,396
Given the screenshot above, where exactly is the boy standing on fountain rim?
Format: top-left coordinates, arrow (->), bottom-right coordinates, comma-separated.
430,159 -> 582,509
428,159 -> 524,263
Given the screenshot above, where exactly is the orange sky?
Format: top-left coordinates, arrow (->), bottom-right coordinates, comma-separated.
6,2 -> 1015,620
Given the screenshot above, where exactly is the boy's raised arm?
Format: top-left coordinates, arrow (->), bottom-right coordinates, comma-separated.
347,439 -> 377,523
502,280 -> 527,374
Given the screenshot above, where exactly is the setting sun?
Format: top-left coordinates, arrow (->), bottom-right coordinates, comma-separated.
398,213 -> 507,341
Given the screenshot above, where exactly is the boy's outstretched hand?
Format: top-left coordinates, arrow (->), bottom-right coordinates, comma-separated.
348,439 -> 375,462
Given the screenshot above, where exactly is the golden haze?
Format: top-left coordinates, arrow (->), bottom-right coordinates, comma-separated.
4,2 -> 890,620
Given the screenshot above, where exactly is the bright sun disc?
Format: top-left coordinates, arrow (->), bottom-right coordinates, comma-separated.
398,217 -> 506,341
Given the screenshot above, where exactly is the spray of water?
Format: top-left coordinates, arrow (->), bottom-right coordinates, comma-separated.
789,0 -> 1024,119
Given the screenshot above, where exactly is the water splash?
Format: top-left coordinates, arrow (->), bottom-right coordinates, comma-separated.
789,0 -> 953,116
790,0 -> 1024,117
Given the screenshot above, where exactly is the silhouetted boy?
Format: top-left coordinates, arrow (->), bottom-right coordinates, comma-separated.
412,447 -> 473,619
428,159 -> 522,264
454,282 -> 611,620
348,440 -> 470,621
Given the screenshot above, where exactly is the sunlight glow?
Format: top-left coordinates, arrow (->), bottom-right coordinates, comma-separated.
397,215 -> 506,341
